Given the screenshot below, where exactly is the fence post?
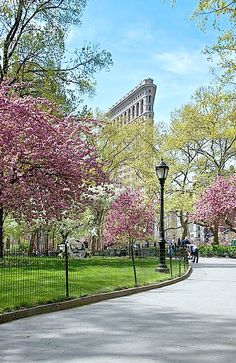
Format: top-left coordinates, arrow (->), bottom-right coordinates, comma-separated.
185,250 -> 189,271
178,249 -> 181,277
169,255 -> 173,278
65,240 -> 69,298
130,241 -> 138,287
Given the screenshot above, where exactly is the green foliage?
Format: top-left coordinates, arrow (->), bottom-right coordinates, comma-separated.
98,117 -> 162,197
168,87 -> 235,179
81,184 -> 125,252
0,0 -> 112,111
199,244 -> 236,258
192,0 -> 236,86
159,86 -> 235,239
169,1 -> 235,85
3,217 -> 28,245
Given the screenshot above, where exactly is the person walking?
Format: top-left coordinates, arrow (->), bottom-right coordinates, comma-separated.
181,236 -> 190,247
191,244 -> 199,263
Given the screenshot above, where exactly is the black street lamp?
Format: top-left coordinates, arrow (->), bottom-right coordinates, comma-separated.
155,160 -> 169,273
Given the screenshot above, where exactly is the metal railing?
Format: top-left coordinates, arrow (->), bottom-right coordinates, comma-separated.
0,246 -> 188,315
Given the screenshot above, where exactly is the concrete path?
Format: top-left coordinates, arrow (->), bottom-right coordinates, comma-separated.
0,258 -> 236,363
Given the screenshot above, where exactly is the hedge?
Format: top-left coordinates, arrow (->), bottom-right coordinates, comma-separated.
199,245 -> 236,258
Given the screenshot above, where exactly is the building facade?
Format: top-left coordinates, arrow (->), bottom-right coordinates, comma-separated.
108,78 -> 157,124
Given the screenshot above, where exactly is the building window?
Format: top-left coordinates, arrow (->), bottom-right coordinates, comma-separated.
148,95 -> 152,103
136,102 -> 139,117
141,99 -> 144,114
128,108 -> 131,121
132,105 -> 135,118
121,113 -> 124,125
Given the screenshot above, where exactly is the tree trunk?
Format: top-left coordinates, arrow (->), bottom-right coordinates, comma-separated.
2,0 -> 24,78
95,208 -> 105,251
91,236 -> 96,255
0,207 -> 4,258
179,210 -> 189,240
225,218 -> 236,233
210,224 -> 219,245
96,230 -> 101,251
130,239 -> 137,286
52,228 -> 55,250
44,230 -> 49,256
36,230 -> 40,252
28,229 -> 38,256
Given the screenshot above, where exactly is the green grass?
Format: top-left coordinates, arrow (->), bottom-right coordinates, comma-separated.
0,256 -> 187,313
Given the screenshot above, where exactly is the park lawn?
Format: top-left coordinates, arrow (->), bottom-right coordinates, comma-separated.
0,256 -> 186,313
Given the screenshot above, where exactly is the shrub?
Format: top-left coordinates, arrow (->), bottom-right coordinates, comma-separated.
199,245 -> 236,258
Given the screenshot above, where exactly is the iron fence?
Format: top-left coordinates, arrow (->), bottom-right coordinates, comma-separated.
0,246 -> 188,315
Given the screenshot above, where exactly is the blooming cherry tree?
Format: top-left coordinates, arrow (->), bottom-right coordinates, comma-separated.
193,176 -> 236,244
104,189 -> 154,245
0,84 -> 105,257
104,189 -> 154,285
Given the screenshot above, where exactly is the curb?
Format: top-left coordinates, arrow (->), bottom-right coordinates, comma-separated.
0,266 -> 192,325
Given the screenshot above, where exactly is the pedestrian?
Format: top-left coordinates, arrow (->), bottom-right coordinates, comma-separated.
167,240 -> 175,258
181,236 -> 190,247
172,238 -> 177,250
177,238 -> 181,250
191,244 -> 199,263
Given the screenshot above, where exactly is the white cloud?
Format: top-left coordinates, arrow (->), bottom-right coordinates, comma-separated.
126,28 -> 153,41
122,23 -> 153,44
154,50 -> 210,75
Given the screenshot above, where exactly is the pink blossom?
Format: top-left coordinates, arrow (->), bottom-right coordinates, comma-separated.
193,175 -> 236,228
0,83 -> 106,222
103,189 -> 154,245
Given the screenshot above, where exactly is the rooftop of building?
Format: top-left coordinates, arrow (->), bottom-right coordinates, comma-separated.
108,78 -> 156,112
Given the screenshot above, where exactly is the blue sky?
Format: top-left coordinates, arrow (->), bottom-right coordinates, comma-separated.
67,0 -> 219,124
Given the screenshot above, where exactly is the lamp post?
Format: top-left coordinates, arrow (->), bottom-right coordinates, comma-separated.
155,160 -> 169,273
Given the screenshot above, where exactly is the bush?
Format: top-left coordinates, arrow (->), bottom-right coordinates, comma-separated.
199,245 -> 236,258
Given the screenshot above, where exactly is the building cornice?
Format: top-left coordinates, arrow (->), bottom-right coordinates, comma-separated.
108,78 -> 156,113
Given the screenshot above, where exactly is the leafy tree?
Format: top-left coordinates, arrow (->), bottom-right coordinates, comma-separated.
160,143 -> 198,240
170,1 -> 235,85
98,117 -> 161,197
193,175 -> 236,244
192,0 -> 236,86
167,87 -> 235,177
181,87 -> 235,176
160,86 -> 236,239
0,83 -> 104,257
0,0 -> 112,111
104,189 -> 154,285
3,217 -> 28,249
83,183 -> 124,254
87,116 -> 165,253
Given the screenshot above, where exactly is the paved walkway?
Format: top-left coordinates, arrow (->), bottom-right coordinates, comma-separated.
0,258 -> 236,363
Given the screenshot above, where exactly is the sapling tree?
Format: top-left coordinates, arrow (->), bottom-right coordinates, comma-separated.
104,189 -> 154,286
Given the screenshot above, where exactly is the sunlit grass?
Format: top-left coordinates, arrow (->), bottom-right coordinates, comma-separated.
0,256 -> 187,313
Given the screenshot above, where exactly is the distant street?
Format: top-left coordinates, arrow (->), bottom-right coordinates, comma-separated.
0,257 -> 236,363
